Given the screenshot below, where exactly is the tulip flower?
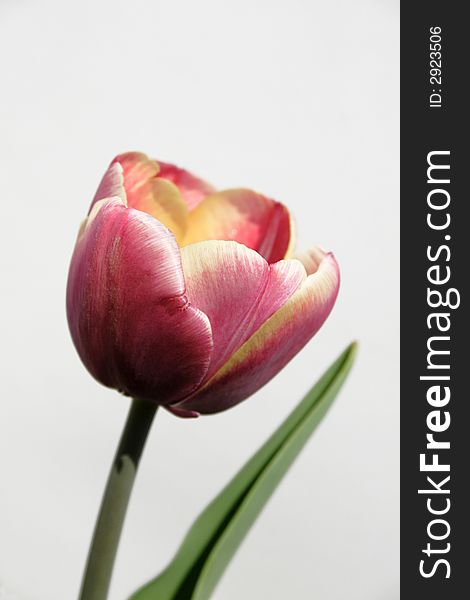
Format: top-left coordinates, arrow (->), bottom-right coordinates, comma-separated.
67,152 -> 339,417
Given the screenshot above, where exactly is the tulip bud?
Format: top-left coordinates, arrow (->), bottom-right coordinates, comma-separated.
67,153 -> 339,416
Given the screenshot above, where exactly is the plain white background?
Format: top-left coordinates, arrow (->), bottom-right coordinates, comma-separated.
0,1 -> 399,599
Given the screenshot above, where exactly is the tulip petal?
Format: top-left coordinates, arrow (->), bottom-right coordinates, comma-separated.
182,189 -> 294,263
157,161 -> 215,211
91,162 -> 127,208
173,248 -> 339,414
67,199 -> 213,404
180,241 -> 306,382
112,152 -> 189,243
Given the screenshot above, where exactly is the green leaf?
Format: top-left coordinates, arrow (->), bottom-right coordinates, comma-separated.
129,342 -> 357,600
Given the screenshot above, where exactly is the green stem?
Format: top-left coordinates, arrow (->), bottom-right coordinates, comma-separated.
79,398 -> 158,600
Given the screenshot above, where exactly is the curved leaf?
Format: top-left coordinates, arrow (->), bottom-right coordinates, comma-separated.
129,342 -> 357,600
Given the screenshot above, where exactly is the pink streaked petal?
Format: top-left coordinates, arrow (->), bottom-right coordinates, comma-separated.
182,189 -> 294,263
250,258 -> 307,333
157,161 -> 215,211
67,199 -> 213,404
89,162 -> 127,212
175,248 -> 340,414
181,241 -> 306,381
112,152 -> 189,242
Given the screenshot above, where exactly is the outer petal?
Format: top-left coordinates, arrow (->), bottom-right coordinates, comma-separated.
90,162 -> 127,208
157,161 -> 215,211
182,189 -> 294,263
67,198 -> 213,404
179,240 -> 306,381
173,247 -> 339,414
111,152 -> 189,243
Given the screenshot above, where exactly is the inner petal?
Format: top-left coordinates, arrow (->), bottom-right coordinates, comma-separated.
182,189 -> 293,263
157,160 -> 215,210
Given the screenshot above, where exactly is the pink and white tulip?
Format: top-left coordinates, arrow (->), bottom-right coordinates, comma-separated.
67,153 -> 339,416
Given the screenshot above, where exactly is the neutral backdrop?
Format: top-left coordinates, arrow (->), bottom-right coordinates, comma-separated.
0,1 -> 399,599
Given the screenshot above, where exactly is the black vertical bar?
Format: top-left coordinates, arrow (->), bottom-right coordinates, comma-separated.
401,3 -> 468,598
